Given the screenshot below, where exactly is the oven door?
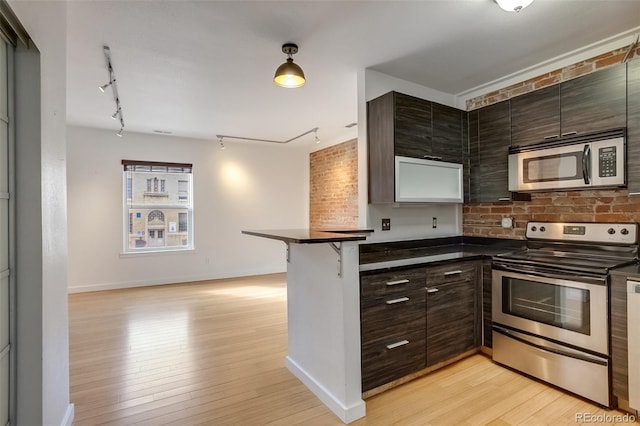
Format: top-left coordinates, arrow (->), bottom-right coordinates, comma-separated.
492,264 -> 608,355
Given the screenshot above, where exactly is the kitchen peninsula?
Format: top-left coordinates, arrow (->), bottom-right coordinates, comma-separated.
242,229 -> 527,423
241,229 -> 368,423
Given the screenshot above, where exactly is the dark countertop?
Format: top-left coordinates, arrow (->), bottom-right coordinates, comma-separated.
359,236 -> 525,272
242,229 -> 369,244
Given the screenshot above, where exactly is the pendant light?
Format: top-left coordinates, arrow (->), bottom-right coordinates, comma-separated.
494,0 -> 534,12
274,43 -> 306,88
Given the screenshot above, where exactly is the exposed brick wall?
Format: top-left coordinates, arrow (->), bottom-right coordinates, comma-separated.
466,44 -> 640,110
309,139 -> 358,229
464,43 -> 640,239
463,190 -> 640,239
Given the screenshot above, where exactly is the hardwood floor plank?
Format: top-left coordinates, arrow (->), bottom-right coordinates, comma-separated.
69,273 -> 632,425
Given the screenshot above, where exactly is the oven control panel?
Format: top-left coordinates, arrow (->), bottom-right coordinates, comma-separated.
526,222 -> 638,244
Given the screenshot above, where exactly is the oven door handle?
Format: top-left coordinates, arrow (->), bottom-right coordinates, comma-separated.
493,325 -> 607,366
493,263 -> 607,286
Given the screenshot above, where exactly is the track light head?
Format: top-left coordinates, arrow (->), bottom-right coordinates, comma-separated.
314,128 -> 320,144
111,108 -> 121,120
99,80 -> 114,93
116,127 -> 124,137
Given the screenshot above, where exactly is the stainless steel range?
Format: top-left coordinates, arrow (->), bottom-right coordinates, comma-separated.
492,221 -> 639,407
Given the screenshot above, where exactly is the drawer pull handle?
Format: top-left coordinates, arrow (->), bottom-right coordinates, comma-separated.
444,270 -> 462,276
386,279 -> 410,286
386,297 -> 410,305
386,340 -> 409,350
427,287 -> 439,294
561,131 -> 578,137
544,134 -> 559,140
498,197 -> 511,201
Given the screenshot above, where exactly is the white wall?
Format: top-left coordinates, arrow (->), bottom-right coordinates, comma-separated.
67,125 -> 309,292
356,68 -> 463,239
8,1 -> 73,425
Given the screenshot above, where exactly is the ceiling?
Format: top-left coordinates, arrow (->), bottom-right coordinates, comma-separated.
66,0 -> 640,149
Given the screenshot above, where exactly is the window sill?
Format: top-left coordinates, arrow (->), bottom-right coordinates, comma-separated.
119,248 -> 196,258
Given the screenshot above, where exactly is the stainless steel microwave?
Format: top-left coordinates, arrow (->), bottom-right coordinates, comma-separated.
508,131 -> 625,192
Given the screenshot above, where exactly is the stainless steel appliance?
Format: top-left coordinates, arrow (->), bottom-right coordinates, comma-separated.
492,221 -> 639,407
508,129 -> 626,192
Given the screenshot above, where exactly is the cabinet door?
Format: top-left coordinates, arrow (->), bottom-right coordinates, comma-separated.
367,92 -> 395,203
394,92 -> 432,158
432,102 -> 463,163
560,64 -> 627,136
426,279 -> 477,367
627,60 -> 640,195
475,101 -> 512,202
468,110 -> 480,201
481,259 -> 492,348
511,84 -> 560,147
611,274 -> 628,400
425,262 -> 479,367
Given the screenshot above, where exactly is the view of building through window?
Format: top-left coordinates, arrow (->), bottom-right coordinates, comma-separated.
123,160 -> 193,252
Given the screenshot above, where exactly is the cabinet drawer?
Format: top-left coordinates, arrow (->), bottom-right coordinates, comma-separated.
361,289 -> 425,343
426,261 -> 477,285
361,329 -> 426,391
360,268 -> 426,299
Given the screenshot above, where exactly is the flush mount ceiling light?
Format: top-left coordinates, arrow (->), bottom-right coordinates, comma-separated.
273,43 -> 305,88
494,0 -> 534,12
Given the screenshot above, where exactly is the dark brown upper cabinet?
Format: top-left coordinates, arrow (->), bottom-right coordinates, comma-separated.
432,102 -> 465,164
627,59 -> 640,195
367,91 -> 465,203
560,64 -> 627,137
394,92 -> 432,158
469,101 -> 511,202
511,84 -> 561,147
510,64 -> 627,148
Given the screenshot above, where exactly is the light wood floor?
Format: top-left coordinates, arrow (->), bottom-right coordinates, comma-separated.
69,273 -> 635,425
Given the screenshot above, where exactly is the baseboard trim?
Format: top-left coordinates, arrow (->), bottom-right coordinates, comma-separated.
286,356 -> 366,424
60,403 -> 74,426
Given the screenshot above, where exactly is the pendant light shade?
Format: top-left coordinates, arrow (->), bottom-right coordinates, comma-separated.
274,43 -> 305,88
495,0 -> 534,12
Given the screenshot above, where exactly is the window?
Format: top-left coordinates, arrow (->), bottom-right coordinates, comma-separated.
123,160 -> 193,252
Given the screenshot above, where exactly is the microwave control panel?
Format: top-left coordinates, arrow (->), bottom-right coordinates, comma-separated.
598,146 -> 617,177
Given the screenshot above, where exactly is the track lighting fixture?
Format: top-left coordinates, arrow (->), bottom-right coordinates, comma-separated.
218,137 -> 226,150
273,43 -> 306,88
216,127 -> 319,145
100,45 -> 125,136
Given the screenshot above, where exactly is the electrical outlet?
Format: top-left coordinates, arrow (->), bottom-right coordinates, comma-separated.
501,217 -> 514,228
432,217 -> 437,228
382,218 -> 391,231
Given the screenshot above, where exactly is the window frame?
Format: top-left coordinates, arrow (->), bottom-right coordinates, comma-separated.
122,160 -> 194,254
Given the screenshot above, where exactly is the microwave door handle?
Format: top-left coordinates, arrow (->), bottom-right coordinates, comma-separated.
582,144 -> 591,184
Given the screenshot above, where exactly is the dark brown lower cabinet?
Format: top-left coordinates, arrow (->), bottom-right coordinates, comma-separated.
361,329 -> 426,391
426,273 -> 478,366
360,260 -> 480,392
482,259 -> 493,348
611,274 -> 628,400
